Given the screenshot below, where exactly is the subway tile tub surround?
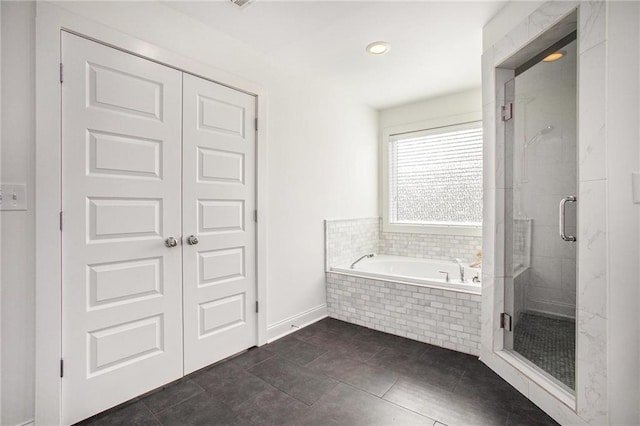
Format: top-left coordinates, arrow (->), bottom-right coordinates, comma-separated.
380,231 -> 481,264
325,217 -> 481,265
325,218 -> 482,356
324,218 -> 379,271
326,273 -> 481,356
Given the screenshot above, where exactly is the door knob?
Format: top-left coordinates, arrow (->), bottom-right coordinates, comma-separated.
165,237 -> 178,248
187,235 -> 199,245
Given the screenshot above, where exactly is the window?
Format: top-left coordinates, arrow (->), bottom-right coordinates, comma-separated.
386,121 -> 482,232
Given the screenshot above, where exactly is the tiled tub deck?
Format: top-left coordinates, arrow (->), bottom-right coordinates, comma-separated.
326,272 -> 481,356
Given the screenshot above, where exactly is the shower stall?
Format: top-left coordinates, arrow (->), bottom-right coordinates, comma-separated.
482,1 -> 640,424
504,38 -> 577,391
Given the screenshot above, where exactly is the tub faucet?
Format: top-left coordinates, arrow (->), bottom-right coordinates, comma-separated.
455,258 -> 466,282
350,253 -> 375,269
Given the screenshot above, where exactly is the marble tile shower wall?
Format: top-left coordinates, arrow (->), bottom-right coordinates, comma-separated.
481,2 -> 609,424
326,272 -> 482,356
325,218 -> 481,268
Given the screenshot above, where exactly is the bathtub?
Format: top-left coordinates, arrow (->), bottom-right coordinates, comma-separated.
331,255 -> 481,295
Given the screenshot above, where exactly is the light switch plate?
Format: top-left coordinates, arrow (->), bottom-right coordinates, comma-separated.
0,183 -> 27,211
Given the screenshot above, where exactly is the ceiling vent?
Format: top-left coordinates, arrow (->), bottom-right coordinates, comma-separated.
230,0 -> 255,9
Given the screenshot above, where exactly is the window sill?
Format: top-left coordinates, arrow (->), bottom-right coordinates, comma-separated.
382,222 -> 482,237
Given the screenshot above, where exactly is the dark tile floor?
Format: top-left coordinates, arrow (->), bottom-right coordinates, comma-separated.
78,318 -> 558,426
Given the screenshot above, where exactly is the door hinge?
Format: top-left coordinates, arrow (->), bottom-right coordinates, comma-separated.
499,312 -> 512,331
254,210 -> 258,223
254,117 -> 258,131
59,63 -> 63,83
255,301 -> 259,313
60,359 -> 64,378
501,102 -> 513,121
59,211 -> 63,231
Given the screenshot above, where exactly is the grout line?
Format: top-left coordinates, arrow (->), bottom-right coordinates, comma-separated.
142,382 -> 205,417
450,370 -> 466,394
379,376 -> 401,400
144,402 -> 163,426
342,381 -> 439,424
244,355 -> 276,371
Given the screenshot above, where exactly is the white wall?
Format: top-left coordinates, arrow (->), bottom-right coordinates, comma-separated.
1,2 -> 378,424
0,2 -> 3,422
606,2 -> 640,424
1,2 -> 36,425
265,74 -> 377,324
378,88 -> 481,130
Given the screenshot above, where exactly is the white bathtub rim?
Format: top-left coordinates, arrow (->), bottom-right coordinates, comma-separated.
328,270 -> 482,295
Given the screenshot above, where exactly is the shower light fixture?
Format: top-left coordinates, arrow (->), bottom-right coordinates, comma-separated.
366,41 -> 391,55
542,51 -> 565,62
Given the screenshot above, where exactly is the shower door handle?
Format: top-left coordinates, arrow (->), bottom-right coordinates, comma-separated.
559,196 -> 577,242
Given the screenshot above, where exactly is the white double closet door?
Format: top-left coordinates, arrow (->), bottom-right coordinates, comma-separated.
61,32 -> 257,425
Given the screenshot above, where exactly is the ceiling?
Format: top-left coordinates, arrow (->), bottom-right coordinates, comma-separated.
165,1 -> 507,110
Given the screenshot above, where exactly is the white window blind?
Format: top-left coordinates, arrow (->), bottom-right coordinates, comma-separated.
389,122 -> 483,226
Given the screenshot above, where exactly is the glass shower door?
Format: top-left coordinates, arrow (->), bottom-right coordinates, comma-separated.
503,39 -> 577,391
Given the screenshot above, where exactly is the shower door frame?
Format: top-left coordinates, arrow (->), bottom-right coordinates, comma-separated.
502,39 -> 578,391
481,2 -> 608,425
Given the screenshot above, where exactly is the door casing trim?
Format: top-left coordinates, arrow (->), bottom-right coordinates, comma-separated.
35,3 -> 268,424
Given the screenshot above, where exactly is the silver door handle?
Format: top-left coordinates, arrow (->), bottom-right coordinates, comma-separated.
187,235 -> 199,245
559,196 -> 577,242
165,237 -> 178,247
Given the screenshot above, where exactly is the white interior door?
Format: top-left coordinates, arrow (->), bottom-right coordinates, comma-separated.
61,33 -> 183,424
182,73 -> 258,374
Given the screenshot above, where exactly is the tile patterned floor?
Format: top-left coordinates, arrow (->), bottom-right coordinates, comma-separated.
514,312 -> 575,389
77,318 -> 558,426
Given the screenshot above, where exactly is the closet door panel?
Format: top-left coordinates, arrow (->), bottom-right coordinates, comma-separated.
182,73 -> 257,374
61,33 -> 183,425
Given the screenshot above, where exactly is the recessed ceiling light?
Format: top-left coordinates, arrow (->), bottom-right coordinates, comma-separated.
542,50 -> 565,62
366,41 -> 390,55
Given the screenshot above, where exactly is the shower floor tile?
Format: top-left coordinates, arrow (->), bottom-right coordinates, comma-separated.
514,312 -> 576,389
77,317 -> 558,426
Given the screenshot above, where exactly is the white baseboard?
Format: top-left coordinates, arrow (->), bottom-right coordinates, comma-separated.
266,304 -> 327,343
14,420 -> 34,426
